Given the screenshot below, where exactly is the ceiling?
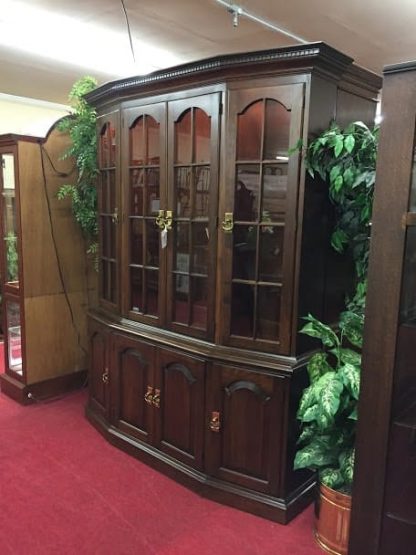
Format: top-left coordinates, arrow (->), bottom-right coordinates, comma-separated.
1,0 -> 416,105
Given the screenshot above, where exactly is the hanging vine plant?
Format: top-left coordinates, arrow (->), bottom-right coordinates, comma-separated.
58,76 -> 98,257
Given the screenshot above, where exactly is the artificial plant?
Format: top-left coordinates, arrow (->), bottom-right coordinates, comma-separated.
58,76 -> 98,257
294,121 -> 378,493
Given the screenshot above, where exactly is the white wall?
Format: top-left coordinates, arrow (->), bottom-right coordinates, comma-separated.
0,93 -> 70,137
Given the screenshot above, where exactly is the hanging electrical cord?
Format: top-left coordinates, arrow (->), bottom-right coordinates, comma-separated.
213,0 -> 308,44
120,0 -> 136,64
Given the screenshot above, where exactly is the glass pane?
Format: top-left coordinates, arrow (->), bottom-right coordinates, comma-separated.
102,261 -> 108,299
233,225 -> 257,280
4,232 -> 19,282
174,223 -> 190,272
131,267 -> 143,312
145,269 -> 158,316
100,124 -> 109,168
174,274 -> 189,324
235,165 -> 260,221
145,221 -> 159,267
109,170 -> 116,213
6,301 -> 22,374
263,99 -> 290,160
192,222 -> 209,275
194,167 -> 210,217
130,117 -> 144,165
2,154 -> 15,189
146,116 -> 160,165
262,165 -> 287,222
259,226 -> 284,282
230,283 -> 254,337
194,109 -> 211,164
100,172 -> 109,213
175,167 -> 191,217
175,109 -> 192,164
257,286 -> 281,341
237,100 -> 263,160
109,124 -> 116,167
146,169 -> 160,215
110,263 -> 116,303
130,219 -> 144,265
400,227 -> 416,322
109,220 -> 116,259
130,169 -> 144,216
191,277 -> 207,329
101,217 -> 109,258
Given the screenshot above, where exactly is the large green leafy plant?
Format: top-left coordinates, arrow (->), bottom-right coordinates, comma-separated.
293,121 -> 378,493
58,76 -> 98,256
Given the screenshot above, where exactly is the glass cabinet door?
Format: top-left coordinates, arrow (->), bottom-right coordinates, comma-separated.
98,112 -> 119,308
0,152 -> 19,290
166,93 -> 221,340
123,103 -> 166,325
220,84 -> 304,354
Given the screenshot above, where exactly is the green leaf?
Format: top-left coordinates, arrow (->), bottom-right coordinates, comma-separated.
339,448 -> 355,486
302,404 -> 320,423
331,228 -> 349,253
307,352 -> 332,383
336,348 -> 361,366
300,314 -> 339,348
339,363 -> 360,400
294,438 -> 338,471
318,372 -> 344,419
319,467 -> 344,489
348,407 -> 358,420
344,134 -> 355,154
297,385 -> 317,418
334,136 -> 344,157
298,425 -> 317,444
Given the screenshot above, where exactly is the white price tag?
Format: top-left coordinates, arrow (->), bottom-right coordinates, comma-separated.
161,228 -> 168,249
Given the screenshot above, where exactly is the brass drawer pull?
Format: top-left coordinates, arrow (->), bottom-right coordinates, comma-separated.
152,388 -> 161,408
102,368 -> 109,384
144,386 -> 154,405
209,411 -> 221,432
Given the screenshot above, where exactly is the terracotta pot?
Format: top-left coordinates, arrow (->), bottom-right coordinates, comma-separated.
314,483 -> 352,555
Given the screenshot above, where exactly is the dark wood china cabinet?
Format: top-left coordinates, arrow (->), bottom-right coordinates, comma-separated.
86,43 -> 380,523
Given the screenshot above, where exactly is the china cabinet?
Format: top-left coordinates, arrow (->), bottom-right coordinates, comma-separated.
0,125 -> 93,403
86,43 -> 380,522
350,61 -> 416,554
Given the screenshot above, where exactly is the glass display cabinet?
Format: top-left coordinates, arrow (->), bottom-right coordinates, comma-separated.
86,43 -> 380,523
0,127 -> 94,403
350,61 -> 416,554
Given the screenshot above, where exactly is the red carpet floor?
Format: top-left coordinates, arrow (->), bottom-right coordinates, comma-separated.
0,385 -> 322,554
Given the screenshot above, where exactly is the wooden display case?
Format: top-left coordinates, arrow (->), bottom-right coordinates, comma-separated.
86,43 -> 380,523
350,61 -> 416,554
0,125 -> 95,403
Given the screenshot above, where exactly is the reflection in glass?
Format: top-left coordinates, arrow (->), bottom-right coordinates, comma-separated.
233,225 -> 257,280
400,227 -> 416,323
194,109 -> 211,164
174,274 -> 189,324
191,277 -> 207,329
4,232 -> 18,282
146,221 -> 159,267
195,167 -> 210,217
235,165 -> 260,221
110,263 -> 116,303
175,167 -> 191,217
109,219 -> 116,259
410,142 -> 416,211
259,226 -> 284,282
6,301 -> 22,374
192,223 -> 209,275
101,217 -> 109,258
2,155 -> 15,189
262,165 -> 287,221
264,99 -> 290,160
130,117 -> 145,165
130,219 -> 143,265
100,124 -> 109,168
257,286 -> 280,341
146,116 -> 160,165
130,267 -> 143,312
175,223 -> 190,272
175,109 -> 192,164
109,170 -> 116,213
145,269 -> 158,316
230,283 -> 254,337
146,169 -> 160,215
237,100 -> 263,160
130,169 -> 144,215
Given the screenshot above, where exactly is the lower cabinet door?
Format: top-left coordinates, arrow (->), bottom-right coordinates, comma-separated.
205,363 -> 286,495
112,333 -> 155,444
89,320 -> 110,419
154,347 -> 206,470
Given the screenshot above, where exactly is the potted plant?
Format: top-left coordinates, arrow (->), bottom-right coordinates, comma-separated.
293,121 -> 378,554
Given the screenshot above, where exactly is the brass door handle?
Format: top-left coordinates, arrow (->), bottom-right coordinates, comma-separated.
111,207 -> 119,224
221,212 -> 234,233
155,210 -> 165,230
102,368 -> 109,384
144,386 -> 154,405
152,388 -> 161,408
209,411 -> 221,432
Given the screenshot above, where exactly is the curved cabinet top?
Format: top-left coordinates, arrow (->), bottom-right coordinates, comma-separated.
85,42 -> 381,108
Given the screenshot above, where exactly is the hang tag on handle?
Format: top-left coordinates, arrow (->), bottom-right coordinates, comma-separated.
161,228 -> 168,249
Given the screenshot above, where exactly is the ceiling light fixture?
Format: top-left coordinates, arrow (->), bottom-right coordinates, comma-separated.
0,1 -> 183,77
215,0 -> 307,44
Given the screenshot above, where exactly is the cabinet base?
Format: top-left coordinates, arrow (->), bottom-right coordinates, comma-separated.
0,370 -> 88,404
86,405 -> 316,524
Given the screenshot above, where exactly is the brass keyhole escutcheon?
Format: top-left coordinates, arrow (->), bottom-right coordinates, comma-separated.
221,212 -> 234,233
209,411 -> 221,432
